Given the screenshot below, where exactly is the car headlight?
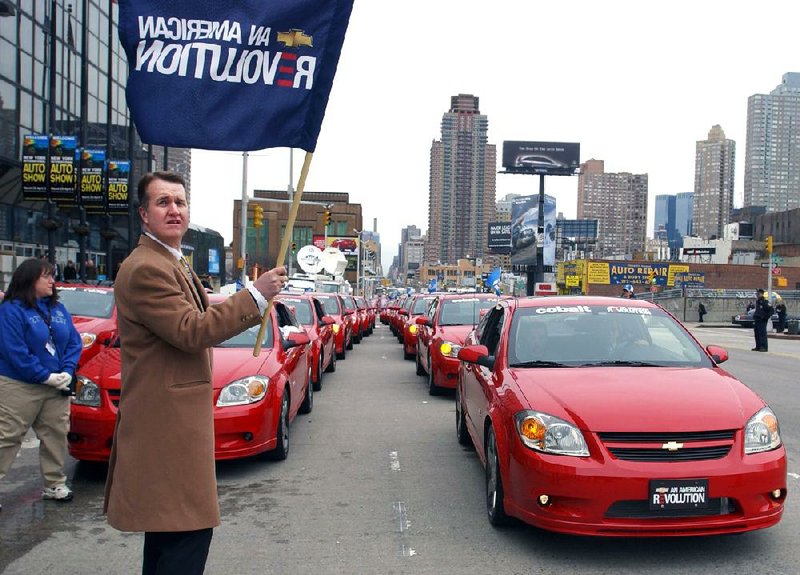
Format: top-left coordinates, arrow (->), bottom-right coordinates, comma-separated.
216,375 -> 269,407
514,410 -> 589,456
744,407 -> 782,454
440,340 -> 462,357
332,323 -> 340,334
408,324 -> 418,335
80,332 -> 97,348
72,376 -> 101,407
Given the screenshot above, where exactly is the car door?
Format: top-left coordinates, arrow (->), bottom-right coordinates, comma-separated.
312,297 -> 333,366
275,303 -> 308,416
464,305 -> 505,452
418,297 -> 439,372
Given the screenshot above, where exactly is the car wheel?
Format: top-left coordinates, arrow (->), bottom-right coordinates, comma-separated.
299,365 -> 314,414
486,426 -> 509,526
428,353 -> 441,396
265,390 -> 290,461
326,348 -> 337,372
456,385 -> 472,447
415,350 -> 425,376
313,351 -> 323,391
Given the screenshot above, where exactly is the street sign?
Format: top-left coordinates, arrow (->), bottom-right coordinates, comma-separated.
761,263 -> 771,268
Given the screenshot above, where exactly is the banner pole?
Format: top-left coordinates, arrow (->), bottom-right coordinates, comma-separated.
253,151 -> 313,356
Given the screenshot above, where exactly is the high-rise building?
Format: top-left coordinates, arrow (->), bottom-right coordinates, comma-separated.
693,125 -> 735,239
743,73 -> 800,212
398,224 -> 422,277
675,192 -> 694,239
577,159 -> 648,259
425,94 -> 496,264
654,194 -> 676,243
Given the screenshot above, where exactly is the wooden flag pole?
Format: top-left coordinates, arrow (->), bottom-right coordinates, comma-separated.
253,151 -> 313,356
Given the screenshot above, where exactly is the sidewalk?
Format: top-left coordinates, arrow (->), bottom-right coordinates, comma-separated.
694,322 -> 800,340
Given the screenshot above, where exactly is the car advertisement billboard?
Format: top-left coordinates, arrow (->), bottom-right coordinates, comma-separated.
502,141 -> 580,175
487,222 -> 512,254
511,194 -> 556,266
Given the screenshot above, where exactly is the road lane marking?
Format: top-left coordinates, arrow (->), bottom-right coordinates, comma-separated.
393,501 -> 411,532
788,472 -> 799,480
389,450 -> 401,472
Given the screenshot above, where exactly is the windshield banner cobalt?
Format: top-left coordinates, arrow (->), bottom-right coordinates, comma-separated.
118,0 -> 354,152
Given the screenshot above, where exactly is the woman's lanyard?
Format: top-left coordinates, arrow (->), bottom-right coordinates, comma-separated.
35,304 -> 58,358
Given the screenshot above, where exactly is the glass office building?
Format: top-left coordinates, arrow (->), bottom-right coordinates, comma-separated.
0,1 -> 191,280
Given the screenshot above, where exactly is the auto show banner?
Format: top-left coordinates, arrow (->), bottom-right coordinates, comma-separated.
49,136 -> 78,204
510,194 -> 556,266
106,160 -> 131,215
79,148 -> 106,213
22,135 -> 49,201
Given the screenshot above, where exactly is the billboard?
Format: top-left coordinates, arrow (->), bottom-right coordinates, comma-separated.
510,194 -> 556,266
49,136 -> 78,204
79,148 -> 106,213
502,141 -> 580,175
22,135 -> 49,201
106,160 -> 131,215
487,222 -> 512,254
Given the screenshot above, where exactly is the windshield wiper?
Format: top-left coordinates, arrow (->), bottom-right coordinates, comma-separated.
509,360 -> 572,368
578,360 -> 662,367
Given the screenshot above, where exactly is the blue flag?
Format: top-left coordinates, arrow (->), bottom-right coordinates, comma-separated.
428,278 -> 437,293
487,267 -> 502,295
118,0 -> 354,152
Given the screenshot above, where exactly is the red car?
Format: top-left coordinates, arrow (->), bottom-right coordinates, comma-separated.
56,285 -> 117,367
68,297 -> 313,462
340,294 -> 361,344
312,293 -> 352,360
456,296 -> 786,536
402,294 -> 438,360
415,293 -> 499,395
277,293 -> 336,390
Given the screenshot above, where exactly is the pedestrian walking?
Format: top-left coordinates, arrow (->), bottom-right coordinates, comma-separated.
698,302 -> 707,323
752,288 -> 773,352
0,258 -> 83,512
775,298 -> 787,333
103,171 -> 288,575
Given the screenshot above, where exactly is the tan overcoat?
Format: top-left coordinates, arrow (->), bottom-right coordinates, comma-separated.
104,235 -> 261,532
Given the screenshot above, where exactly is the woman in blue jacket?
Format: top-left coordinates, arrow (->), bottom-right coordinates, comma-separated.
0,258 -> 82,510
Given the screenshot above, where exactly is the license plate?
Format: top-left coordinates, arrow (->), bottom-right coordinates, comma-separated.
649,479 -> 709,510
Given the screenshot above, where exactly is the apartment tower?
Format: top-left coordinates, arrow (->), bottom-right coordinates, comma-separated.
577,159 -> 648,259
693,125 -> 735,239
743,73 -> 800,211
426,94 -> 496,264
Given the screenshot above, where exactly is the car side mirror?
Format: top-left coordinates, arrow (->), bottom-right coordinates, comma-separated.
415,316 -> 431,327
458,345 -> 494,370
706,345 -> 728,364
284,330 -> 311,350
320,315 -> 335,326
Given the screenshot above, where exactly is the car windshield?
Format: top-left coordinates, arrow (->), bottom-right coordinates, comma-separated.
57,288 -> 114,318
507,305 -> 712,368
341,296 -> 356,311
439,298 -> 498,326
316,295 -> 341,315
277,298 -> 313,325
217,322 -> 273,348
412,297 -> 435,314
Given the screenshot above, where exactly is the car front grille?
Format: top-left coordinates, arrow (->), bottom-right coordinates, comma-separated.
107,389 -> 120,408
597,430 -> 736,462
605,497 -> 737,519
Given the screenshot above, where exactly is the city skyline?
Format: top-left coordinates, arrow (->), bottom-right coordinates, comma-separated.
185,2 -> 800,273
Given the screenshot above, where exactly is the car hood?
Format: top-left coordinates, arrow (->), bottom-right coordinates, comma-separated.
211,347 -> 270,389
511,367 -> 763,431
436,325 -> 476,344
79,347 -> 122,390
71,315 -> 113,333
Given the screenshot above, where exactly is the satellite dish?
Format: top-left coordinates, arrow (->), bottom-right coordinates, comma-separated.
296,245 -> 323,274
321,247 -> 348,276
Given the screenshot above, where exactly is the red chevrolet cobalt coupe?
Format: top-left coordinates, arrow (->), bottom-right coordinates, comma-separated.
276,293 -> 336,391
455,296 -> 786,536
68,297 -> 312,462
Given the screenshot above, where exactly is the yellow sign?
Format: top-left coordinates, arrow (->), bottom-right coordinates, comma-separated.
777,277 -> 788,287
566,275 -> 580,287
587,262 -> 610,284
666,264 -> 689,287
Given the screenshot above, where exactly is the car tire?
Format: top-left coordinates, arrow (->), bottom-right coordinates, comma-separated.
313,351 -> 323,391
299,365 -> 314,414
265,390 -> 290,461
415,350 -> 425,376
486,426 -> 509,526
456,385 -> 472,447
428,352 -> 441,396
326,348 -> 337,372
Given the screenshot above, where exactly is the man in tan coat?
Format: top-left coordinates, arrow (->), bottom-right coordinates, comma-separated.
104,171 -> 287,574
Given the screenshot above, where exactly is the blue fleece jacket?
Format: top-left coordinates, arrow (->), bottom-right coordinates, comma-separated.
0,297 -> 83,385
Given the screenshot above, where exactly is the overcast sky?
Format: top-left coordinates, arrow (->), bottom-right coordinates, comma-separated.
189,0 -> 800,272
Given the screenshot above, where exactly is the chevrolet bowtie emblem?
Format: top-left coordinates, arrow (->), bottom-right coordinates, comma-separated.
277,29 -> 314,48
662,441 -> 684,451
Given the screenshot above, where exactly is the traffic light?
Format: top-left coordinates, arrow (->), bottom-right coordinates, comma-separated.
766,235 -> 773,254
252,204 -> 263,228
291,241 -> 296,252
324,210 -> 331,226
